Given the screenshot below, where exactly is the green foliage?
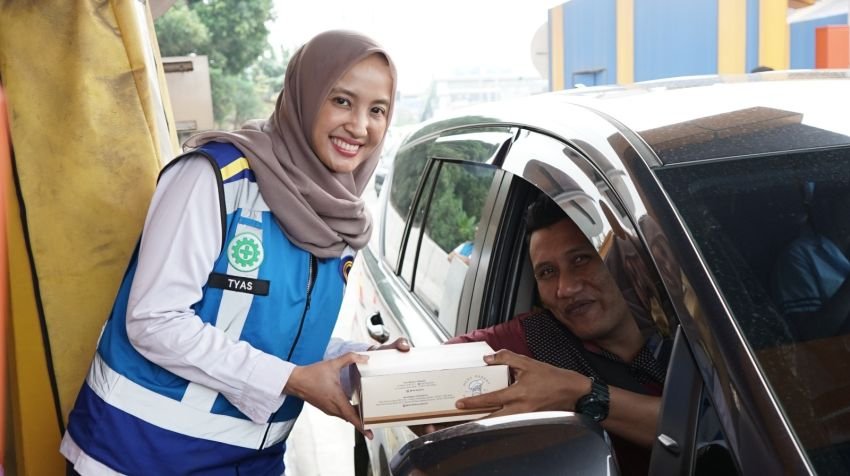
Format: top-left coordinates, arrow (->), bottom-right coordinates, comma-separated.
154,2 -> 209,56
431,140 -> 499,163
250,45 -> 289,104
389,133 -> 501,251
190,0 -> 274,75
389,133 -> 496,253
208,68 -> 264,129
154,0 -> 284,128
390,140 -> 434,219
425,163 -> 493,252
209,46 -> 290,128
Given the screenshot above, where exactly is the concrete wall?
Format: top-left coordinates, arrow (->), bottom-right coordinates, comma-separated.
163,55 -> 214,135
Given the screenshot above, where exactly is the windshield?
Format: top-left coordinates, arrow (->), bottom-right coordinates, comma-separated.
656,146 -> 850,473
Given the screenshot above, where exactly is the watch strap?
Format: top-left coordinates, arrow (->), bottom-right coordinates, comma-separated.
576,379 -> 610,422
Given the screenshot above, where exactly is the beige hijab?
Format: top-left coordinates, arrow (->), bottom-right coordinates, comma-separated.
185,30 -> 397,258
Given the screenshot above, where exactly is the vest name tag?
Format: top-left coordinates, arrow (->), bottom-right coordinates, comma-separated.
208,273 -> 270,296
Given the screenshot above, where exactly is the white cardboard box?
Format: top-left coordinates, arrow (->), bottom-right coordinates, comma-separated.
351,341 -> 509,429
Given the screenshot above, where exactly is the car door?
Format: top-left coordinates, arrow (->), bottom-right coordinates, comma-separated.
349,125 -> 517,474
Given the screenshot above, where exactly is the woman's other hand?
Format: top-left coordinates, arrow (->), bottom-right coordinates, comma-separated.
368,336 -> 411,352
284,352 -> 375,438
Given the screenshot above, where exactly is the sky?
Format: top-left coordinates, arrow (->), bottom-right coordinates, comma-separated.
269,0 -> 561,95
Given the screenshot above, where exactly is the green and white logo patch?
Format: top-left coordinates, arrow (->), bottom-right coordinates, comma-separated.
227,232 -> 264,272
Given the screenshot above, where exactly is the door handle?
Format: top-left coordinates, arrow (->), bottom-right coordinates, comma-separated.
366,311 -> 390,344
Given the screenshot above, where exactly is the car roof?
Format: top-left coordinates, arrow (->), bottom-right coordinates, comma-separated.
409,70 -> 850,165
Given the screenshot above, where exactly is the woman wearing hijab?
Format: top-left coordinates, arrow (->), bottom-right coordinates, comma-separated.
61,30 -> 407,475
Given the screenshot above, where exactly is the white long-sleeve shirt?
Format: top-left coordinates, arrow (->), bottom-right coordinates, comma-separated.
124,155 -> 368,423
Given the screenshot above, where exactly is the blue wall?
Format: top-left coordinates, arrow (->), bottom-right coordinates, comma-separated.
562,0 -> 617,88
790,13 -> 849,68
634,0 -> 718,82
746,0 -> 760,72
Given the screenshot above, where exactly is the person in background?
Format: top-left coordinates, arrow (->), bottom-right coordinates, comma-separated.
448,240 -> 474,265
447,194 -> 670,476
61,30 -> 408,475
772,188 -> 850,340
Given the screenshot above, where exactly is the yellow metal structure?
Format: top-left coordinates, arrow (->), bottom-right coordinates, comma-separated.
0,1 -> 177,473
718,0 -> 747,74
549,4 -> 565,91
761,0 -> 791,69
616,0 -> 635,85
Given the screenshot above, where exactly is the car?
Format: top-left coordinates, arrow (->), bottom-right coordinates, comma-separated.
343,70 -> 850,475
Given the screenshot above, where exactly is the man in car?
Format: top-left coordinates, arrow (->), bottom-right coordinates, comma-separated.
446,194 -> 670,475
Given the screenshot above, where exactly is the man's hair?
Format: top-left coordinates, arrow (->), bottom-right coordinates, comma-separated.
525,194 -> 567,233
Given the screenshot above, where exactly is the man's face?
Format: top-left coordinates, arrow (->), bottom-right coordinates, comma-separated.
529,218 -> 632,343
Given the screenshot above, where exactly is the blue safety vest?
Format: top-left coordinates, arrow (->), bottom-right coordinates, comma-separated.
66,142 -> 353,475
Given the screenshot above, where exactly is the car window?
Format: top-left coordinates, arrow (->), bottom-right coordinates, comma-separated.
385,138 -> 437,270
500,130 -> 675,338
409,160 -> 497,332
385,127 -> 513,273
656,146 -> 850,474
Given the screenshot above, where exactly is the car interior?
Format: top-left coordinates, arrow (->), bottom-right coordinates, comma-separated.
655,146 -> 850,470
474,149 -> 850,470
475,174 -> 671,342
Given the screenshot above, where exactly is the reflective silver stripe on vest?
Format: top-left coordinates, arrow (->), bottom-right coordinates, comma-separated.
87,353 -> 293,449
182,207 -> 266,412
222,178 -> 269,214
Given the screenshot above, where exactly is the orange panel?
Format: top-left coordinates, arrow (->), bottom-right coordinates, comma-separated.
815,25 -> 850,69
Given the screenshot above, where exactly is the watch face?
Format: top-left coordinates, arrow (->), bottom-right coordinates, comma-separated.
577,382 -> 609,422
579,399 -> 607,422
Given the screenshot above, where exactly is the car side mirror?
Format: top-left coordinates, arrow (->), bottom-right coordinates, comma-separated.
390,411 -> 619,475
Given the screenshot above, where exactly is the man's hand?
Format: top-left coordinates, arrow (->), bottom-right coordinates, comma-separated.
455,349 -> 592,418
284,352 -> 375,439
458,350 -> 661,447
369,337 -> 412,352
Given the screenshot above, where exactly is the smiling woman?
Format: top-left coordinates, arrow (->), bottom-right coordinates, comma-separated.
311,54 -> 394,174
59,30 -> 411,475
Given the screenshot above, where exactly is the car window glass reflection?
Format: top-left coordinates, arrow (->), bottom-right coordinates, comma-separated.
656,146 -> 850,472
413,161 -> 496,333
386,139 -> 435,269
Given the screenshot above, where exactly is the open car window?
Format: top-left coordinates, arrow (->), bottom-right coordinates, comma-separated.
490,130 -> 675,340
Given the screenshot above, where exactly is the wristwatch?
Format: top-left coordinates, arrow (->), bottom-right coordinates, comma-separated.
575,378 -> 610,422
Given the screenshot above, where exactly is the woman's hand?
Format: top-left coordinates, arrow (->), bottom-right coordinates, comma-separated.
284,352 -> 375,438
368,336 -> 411,352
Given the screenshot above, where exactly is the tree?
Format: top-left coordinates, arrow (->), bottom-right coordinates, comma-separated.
189,0 -> 274,75
153,2 -> 209,57
154,0 -> 283,127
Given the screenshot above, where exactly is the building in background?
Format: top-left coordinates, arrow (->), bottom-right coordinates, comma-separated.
790,0 -> 849,68
163,55 -> 215,143
419,75 -> 548,121
547,0 -> 849,91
